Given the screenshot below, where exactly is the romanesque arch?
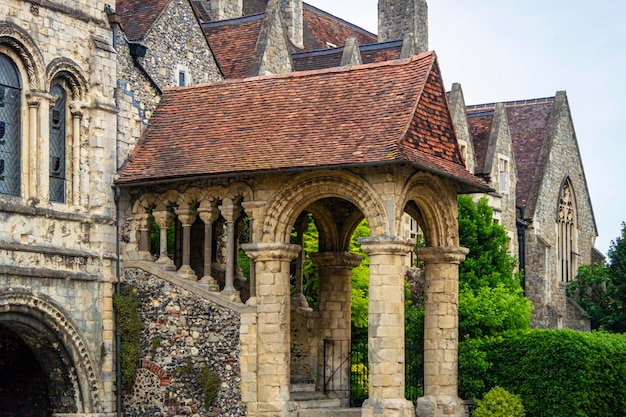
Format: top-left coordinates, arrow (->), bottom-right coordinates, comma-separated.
398,172 -> 459,247
46,57 -> 89,100
0,22 -> 45,90
0,290 -> 103,414
261,170 -> 389,244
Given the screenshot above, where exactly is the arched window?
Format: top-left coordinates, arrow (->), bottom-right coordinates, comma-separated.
49,84 -> 67,203
0,53 -> 21,196
557,179 -> 576,282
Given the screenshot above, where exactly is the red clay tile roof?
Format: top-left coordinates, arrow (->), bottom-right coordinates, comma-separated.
117,52 -> 487,192
302,3 -> 377,50
466,110 -> 494,176
292,40 -> 403,72
466,97 -> 555,207
117,0 -> 172,41
202,14 -> 265,79
190,0 -> 212,21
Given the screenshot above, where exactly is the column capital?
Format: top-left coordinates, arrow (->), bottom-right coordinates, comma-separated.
240,200 -> 265,219
26,90 -> 55,107
310,251 -> 362,269
358,235 -> 415,256
69,100 -> 85,117
198,205 -> 220,224
134,213 -> 152,230
219,203 -> 241,222
241,242 -> 301,262
174,207 -> 197,227
417,246 -> 468,264
152,209 -> 174,229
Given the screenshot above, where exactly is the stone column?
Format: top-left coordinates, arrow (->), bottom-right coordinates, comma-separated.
359,235 -> 415,417
69,101 -> 83,208
174,205 -> 198,281
415,246 -> 468,417
241,201 -> 265,303
135,213 -> 154,261
312,251 -> 362,402
241,242 -> 301,417
26,93 -> 41,201
219,202 -> 242,301
292,216 -> 311,310
198,202 -> 220,291
153,207 -> 176,271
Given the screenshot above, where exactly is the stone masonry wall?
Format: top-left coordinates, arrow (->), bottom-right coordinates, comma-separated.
525,94 -> 595,329
124,268 -> 246,417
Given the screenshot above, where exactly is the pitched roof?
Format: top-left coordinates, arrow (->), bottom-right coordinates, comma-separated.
202,14 -> 266,79
466,110 -> 494,176
293,40 -> 402,72
117,52 -> 487,192
117,0 -> 172,41
466,97 -> 554,208
302,3 -> 377,50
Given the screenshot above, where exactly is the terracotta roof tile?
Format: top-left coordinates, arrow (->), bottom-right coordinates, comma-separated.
466,110 -> 494,175
302,3 -> 377,50
202,14 -> 265,79
466,97 -> 555,207
117,0 -> 172,41
117,52 -> 486,192
292,41 -> 403,72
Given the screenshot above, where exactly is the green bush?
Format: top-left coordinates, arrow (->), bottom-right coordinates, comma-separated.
474,386 -> 525,417
459,329 -> 626,417
198,366 -> 221,409
113,285 -> 142,392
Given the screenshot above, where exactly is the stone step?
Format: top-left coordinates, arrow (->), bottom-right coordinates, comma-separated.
297,407 -> 362,417
295,397 -> 342,409
290,390 -> 327,401
290,383 -> 317,393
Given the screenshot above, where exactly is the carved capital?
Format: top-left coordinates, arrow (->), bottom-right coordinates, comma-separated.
198,205 -> 220,225
134,213 -> 152,231
358,235 -> 415,256
174,207 -> 197,227
218,203 -> 241,222
69,100 -> 84,117
241,242 -> 301,262
417,246 -> 469,265
152,210 -> 174,229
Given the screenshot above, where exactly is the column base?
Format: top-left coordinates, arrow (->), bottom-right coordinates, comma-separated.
155,256 -> 176,271
290,293 -> 311,311
199,275 -> 220,291
221,286 -> 241,303
416,395 -> 467,417
177,265 -> 198,281
361,398 -> 415,417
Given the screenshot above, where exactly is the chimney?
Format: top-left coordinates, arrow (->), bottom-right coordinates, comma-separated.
378,0 -> 428,54
279,0 -> 303,48
210,0 -> 243,21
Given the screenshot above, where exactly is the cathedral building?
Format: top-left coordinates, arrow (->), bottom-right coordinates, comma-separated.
0,0 -> 598,416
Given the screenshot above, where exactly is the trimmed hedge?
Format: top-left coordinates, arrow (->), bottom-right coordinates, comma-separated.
459,329 -> 626,417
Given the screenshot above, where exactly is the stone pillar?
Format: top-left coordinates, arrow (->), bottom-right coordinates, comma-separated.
242,201 -> 265,302
378,0 -> 428,54
26,93 -> 41,201
69,101 -> 83,208
135,213 -> 154,261
153,207 -> 176,271
415,246 -> 468,417
175,205 -> 198,281
210,0 -> 243,20
312,251 -> 362,402
241,242 -> 301,417
198,202 -> 220,291
279,0 -> 303,48
359,235 -> 415,417
292,216 -> 311,310
219,202 -> 242,301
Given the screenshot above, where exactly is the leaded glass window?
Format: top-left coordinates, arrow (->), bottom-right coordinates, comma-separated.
0,53 -> 21,196
49,84 -> 66,203
557,179 -> 576,282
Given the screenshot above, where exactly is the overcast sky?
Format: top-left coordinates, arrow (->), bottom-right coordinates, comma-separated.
307,0 -> 626,256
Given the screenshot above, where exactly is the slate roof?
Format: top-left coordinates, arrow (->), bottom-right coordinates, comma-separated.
202,14 -> 266,79
117,52 -> 488,192
293,40 -> 403,72
466,110 -> 494,176
466,97 -> 555,208
117,0 -> 172,41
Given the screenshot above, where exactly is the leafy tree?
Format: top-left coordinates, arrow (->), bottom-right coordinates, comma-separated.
457,195 -> 532,339
568,222 -> 626,332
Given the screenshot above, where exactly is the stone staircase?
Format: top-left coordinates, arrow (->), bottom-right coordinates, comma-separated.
289,383 -> 361,417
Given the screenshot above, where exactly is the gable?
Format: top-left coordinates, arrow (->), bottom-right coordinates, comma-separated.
117,0 -> 172,41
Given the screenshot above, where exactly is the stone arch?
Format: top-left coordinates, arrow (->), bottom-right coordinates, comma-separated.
0,22 -> 45,90
46,57 -> 89,100
339,210 -> 367,252
398,172 -> 459,247
225,181 -> 254,202
0,290 -> 102,413
305,201 -> 341,252
262,170 -> 389,244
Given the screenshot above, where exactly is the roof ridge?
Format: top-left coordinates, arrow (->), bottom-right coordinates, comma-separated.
302,2 -> 377,39
292,39 -> 403,59
201,12 -> 265,28
163,51 -> 436,92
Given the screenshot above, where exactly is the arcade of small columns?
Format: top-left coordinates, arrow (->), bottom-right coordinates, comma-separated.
124,171 -> 470,417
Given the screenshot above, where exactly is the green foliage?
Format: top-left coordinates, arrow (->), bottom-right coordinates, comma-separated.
149,220 -> 175,257
459,329 -> 626,417
459,285 -> 532,339
198,366 -> 221,409
350,219 -> 371,328
113,285 -> 142,393
568,222 -> 626,332
458,195 -> 519,291
473,386 -> 525,417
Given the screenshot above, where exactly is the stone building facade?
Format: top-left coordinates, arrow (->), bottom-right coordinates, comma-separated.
0,1 -> 599,417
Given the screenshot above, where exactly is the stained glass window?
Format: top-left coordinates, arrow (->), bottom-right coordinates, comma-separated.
49,84 -> 66,203
0,53 -> 21,196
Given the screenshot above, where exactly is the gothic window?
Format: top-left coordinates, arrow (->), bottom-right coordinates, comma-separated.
498,157 -> 509,194
557,179 -> 576,282
0,53 -> 21,196
49,84 -> 67,203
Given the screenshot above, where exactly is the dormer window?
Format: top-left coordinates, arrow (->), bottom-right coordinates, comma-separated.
175,64 -> 190,87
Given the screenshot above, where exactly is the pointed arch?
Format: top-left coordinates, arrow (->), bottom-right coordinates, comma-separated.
557,177 -> 577,282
